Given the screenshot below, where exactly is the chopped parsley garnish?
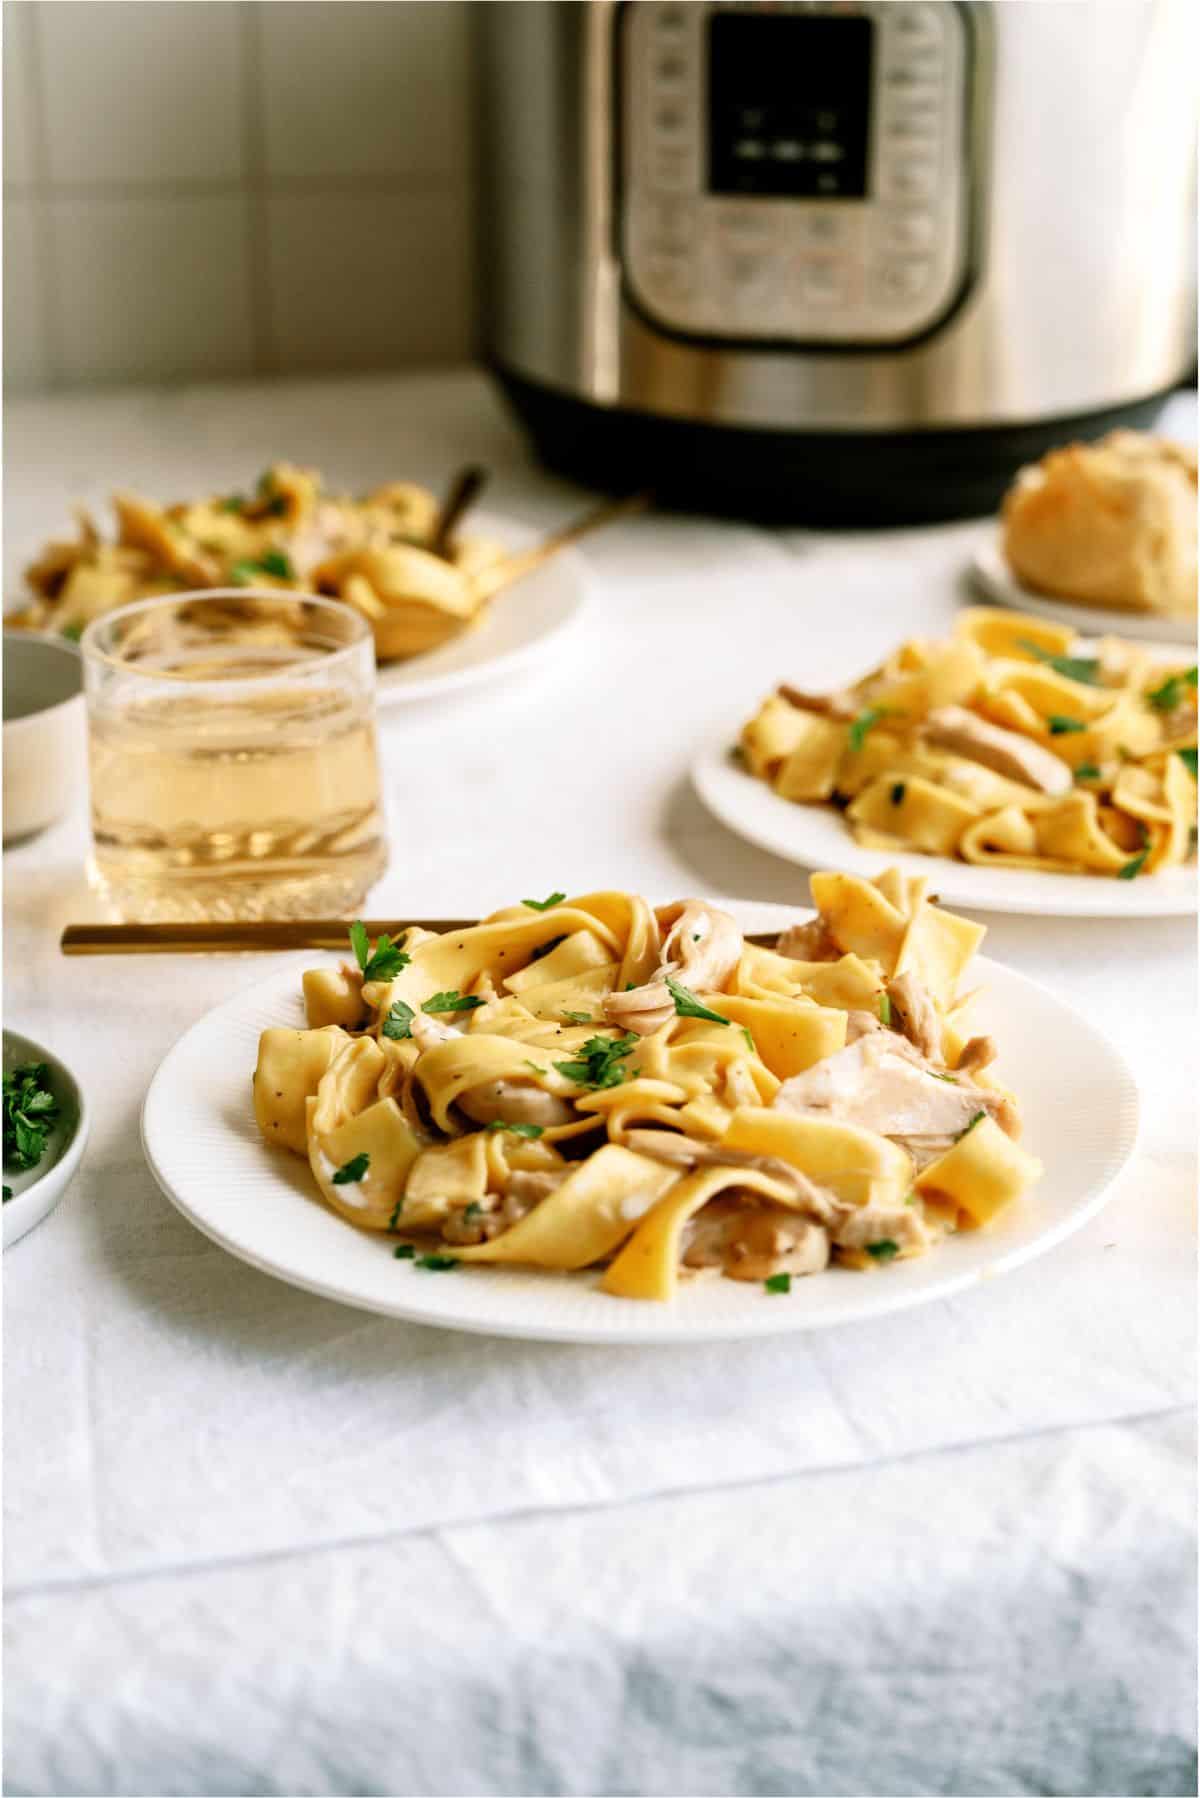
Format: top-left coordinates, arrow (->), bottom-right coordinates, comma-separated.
387,1200 -> 404,1230
847,706 -> 888,752
229,549 -> 294,584
561,1010 -> 594,1024
422,990 -> 485,1015
1117,823 -> 1151,881
331,1152 -> 369,1185
218,493 -> 245,513
415,1253 -> 458,1272
3,1185 -> 12,1202
1074,763 -> 1102,782
522,891 -> 566,912
60,621 -> 83,642
877,992 -> 892,1027
553,1032 -> 638,1090
956,1112 -> 986,1140
1178,747 -> 1198,778
741,1027 -> 755,1054
931,1071 -> 958,1083
866,1240 -> 900,1262
1047,715 -> 1086,735
1146,668 -> 1197,712
523,1061 -> 548,1075
382,999 -> 416,1040
463,1202 -> 483,1221
393,1243 -> 415,1259
253,471 -> 288,517
1017,640 -> 1102,686
349,920 -> 410,983
485,1121 -> 544,1139
3,1062 -> 59,1173
890,782 -> 906,806
763,1272 -> 792,1294
665,974 -> 730,1027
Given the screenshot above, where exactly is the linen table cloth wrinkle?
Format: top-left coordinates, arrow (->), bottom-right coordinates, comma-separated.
3,1412 -> 1194,1798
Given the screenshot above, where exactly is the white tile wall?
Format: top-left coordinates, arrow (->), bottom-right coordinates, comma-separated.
2,0 -> 477,390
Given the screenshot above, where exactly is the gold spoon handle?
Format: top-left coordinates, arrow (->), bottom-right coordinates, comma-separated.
471,490 -> 652,602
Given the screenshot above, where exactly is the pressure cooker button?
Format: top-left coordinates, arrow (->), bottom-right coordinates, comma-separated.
882,210 -> 936,253
646,196 -> 696,250
716,206 -> 774,250
653,101 -> 689,141
893,6 -> 944,45
875,257 -> 933,303
801,211 -> 847,248
798,258 -> 849,307
652,50 -> 688,91
718,250 -> 778,316
654,5 -> 688,37
883,157 -> 938,201
649,146 -> 692,192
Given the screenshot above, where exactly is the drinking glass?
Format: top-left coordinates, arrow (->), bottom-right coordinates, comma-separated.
81,590 -> 388,921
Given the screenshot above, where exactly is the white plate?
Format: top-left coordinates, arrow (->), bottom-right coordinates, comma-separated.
374,512 -> 588,707
141,927 -> 1139,1345
3,1029 -> 90,1248
692,726 -> 1197,918
970,535 -> 1197,647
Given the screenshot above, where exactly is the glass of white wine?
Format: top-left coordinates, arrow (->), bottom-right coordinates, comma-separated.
81,590 -> 388,921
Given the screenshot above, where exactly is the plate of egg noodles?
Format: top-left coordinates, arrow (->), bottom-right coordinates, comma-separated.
6,467 -> 590,709
142,873 -> 1138,1345
693,609 -> 1196,919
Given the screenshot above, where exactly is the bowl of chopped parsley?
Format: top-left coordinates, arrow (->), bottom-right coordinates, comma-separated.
3,1030 -> 89,1247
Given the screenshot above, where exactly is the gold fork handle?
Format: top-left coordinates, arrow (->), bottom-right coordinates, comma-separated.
60,917 -> 782,956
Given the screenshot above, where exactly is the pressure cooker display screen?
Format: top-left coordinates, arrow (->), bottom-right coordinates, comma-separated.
707,13 -> 874,200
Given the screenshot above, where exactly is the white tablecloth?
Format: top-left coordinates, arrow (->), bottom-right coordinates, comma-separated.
3,373 -> 1196,1797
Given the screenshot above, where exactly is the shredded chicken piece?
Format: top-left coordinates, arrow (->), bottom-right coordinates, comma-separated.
922,705 -> 1073,796
775,917 -> 841,962
457,1080 -> 576,1130
888,1135 -> 957,1171
834,1205 -> 929,1256
776,1035 -> 1018,1140
409,1012 -> 461,1052
886,971 -> 942,1061
778,684 -> 860,721
682,1196 -> 830,1281
661,900 -> 744,991
844,1009 -> 885,1044
621,1128 -> 843,1224
604,900 -> 742,1037
602,981 -> 676,1038
956,1034 -> 997,1076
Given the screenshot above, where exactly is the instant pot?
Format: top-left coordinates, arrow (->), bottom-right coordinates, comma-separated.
478,0 -> 1196,523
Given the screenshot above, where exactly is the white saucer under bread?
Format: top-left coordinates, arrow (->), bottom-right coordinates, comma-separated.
970,535 -> 1196,648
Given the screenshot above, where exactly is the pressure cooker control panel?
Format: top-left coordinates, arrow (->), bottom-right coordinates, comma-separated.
621,0 -> 976,347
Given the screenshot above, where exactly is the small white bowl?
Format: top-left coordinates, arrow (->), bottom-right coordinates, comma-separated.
3,1028 -> 90,1248
2,631 -> 86,843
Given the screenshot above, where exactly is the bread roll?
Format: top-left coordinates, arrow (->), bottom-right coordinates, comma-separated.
1001,431 -> 1197,618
